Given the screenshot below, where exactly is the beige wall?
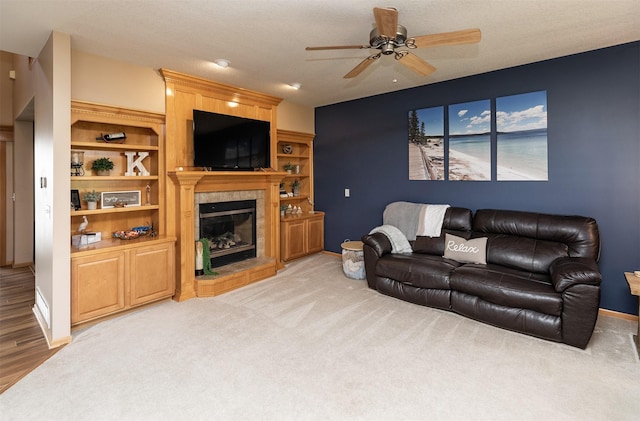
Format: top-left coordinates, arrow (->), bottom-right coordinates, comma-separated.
71,51 -> 165,113
12,53 -> 35,121
13,119 -> 34,266
71,50 -> 315,133
1,52 -> 35,267
277,100 -> 315,133
0,51 -> 13,126
34,32 -> 71,346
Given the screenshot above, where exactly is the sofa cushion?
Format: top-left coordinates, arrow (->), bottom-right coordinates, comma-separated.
485,234 -> 569,274
412,230 -> 471,255
444,234 -> 487,264
376,254 -> 461,290
450,264 -> 563,316
473,209 -> 600,260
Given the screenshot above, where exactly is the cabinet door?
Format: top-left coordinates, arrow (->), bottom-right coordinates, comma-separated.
307,216 -> 324,253
281,219 -> 307,261
71,251 -> 126,324
129,242 -> 175,306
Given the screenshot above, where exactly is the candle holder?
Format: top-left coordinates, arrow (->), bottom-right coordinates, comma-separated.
71,150 -> 85,176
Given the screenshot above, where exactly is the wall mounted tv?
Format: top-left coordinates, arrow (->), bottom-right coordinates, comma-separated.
193,109 -> 271,171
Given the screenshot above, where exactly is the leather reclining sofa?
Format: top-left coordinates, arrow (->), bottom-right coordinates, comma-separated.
361,207 -> 602,348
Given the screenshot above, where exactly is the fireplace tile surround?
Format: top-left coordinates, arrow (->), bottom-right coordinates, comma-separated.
169,171 -> 286,300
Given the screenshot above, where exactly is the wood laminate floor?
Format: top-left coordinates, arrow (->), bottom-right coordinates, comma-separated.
0,266 -> 62,394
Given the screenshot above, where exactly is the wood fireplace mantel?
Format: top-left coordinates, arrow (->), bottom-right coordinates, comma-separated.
169,170 -> 287,301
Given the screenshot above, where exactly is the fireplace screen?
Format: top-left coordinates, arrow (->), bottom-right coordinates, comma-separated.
199,199 -> 256,267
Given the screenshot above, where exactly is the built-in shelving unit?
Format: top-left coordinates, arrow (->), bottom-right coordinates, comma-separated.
276,130 -> 324,261
69,101 -> 175,326
276,130 -> 315,213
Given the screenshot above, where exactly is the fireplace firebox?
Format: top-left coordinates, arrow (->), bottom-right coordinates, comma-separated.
198,199 -> 256,268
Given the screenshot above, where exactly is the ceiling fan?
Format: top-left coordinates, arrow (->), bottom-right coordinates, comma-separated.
305,6 -> 481,79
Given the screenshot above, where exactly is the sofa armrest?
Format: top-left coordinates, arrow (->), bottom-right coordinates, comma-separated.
361,233 -> 393,290
361,233 -> 393,258
549,257 -> 602,293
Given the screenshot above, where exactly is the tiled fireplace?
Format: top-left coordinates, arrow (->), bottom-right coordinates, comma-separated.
170,171 -> 285,301
195,191 -> 265,267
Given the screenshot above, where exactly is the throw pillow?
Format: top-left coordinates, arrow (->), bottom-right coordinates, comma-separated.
443,233 -> 487,264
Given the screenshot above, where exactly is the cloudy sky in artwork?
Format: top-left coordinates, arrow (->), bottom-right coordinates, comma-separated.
496,90 -> 547,132
449,99 -> 491,135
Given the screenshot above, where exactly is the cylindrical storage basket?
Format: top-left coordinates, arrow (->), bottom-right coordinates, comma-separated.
341,240 -> 365,280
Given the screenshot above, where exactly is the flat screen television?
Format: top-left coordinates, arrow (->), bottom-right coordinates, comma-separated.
193,109 -> 271,170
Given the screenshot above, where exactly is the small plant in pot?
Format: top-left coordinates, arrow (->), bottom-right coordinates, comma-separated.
283,162 -> 294,174
291,179 -> 300,197
91,157 -> 114,176
83,190 -> 100,210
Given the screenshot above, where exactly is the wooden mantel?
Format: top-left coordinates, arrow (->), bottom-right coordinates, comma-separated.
169,170 -> 286,301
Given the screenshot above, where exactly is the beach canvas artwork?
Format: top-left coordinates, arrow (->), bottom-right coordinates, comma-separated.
448,100 -> 491,181
496,91 -> 548,181
408,107 -> 444,180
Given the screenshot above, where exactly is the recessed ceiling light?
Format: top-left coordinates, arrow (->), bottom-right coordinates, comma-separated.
213,59 -> 230,68
289,82 -> 301,90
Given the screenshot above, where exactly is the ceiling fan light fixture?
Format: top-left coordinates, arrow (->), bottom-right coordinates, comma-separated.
213,59 -> 230,68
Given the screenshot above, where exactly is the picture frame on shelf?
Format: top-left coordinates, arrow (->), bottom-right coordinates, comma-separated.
100,190 -> 141,209
71,189 -> 81,210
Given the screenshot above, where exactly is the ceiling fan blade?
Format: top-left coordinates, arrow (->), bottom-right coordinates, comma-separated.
373,7 -> 398,38
397,52 -> 437,76
344,54 -> 379,79
305,45 -> 370,51
412,28 -> 481,48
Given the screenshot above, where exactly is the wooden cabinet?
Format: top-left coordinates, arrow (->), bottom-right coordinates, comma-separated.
276,130 -> 325,261
276,130 -> 315,213
129,241 -> 176,306
71,239 -> 175,325
280,212 -> 325,262
70,101 -> 176,325
71,250 -> 126,323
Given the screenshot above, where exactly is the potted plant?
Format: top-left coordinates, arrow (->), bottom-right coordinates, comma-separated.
283,162 -> 294,174
91,157 -> 114,176
83,190 -> 100,210
291,179 -> 300,197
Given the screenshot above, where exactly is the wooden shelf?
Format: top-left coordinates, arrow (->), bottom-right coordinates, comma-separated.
71,205 -> 159,216
71,234 -> 175,257
71,141 -> 159,151
277,153 -> 308,159
280,195 -> 310,202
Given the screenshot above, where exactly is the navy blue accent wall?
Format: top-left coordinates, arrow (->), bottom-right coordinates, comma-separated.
314,42 -> 640,315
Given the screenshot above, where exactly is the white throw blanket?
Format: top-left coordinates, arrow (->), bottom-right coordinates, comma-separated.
383,201 -> 450,240
369,225 -> 412,254
417,204 -> 450,237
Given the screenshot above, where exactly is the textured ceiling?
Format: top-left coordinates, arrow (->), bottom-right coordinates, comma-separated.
1,0 -> 639,108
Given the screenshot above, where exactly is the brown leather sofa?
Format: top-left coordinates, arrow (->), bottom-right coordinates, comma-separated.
362,207 -> 602,348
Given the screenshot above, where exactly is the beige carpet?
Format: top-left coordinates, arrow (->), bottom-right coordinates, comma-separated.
1,253 -> 638,420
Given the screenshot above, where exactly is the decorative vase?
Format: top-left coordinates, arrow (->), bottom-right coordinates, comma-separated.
87,201 -> 97,210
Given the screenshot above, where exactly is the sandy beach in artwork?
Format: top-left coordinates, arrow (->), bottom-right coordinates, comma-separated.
410,141 -> 544,181
448,149 -> 490,181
